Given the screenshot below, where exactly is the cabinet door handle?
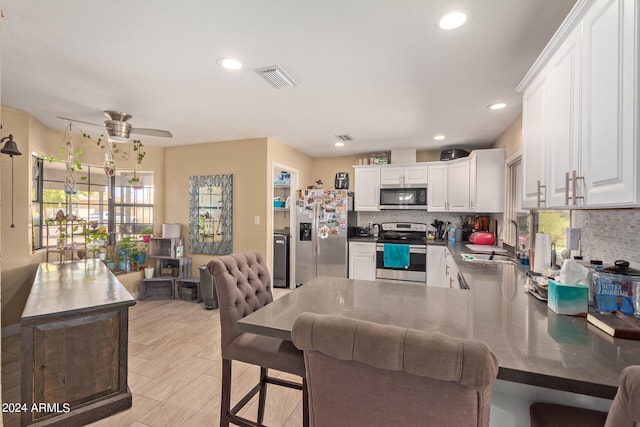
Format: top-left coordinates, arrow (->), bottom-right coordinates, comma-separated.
537,180 -> 547,207
572,170 -> 584,206
565,172 -> 571,205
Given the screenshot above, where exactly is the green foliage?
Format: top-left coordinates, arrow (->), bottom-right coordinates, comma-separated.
537,210 -> 570,252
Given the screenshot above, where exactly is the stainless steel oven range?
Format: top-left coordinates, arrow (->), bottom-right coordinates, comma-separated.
375,222 -> 427,284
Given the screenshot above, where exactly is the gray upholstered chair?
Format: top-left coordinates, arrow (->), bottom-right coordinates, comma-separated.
291,312 -> 499,427
207,251 -> 308,427
530,365 -> 640,427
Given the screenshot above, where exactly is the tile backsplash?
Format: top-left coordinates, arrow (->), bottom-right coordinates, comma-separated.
572,209 -> 640,268
358,211 -> 470,233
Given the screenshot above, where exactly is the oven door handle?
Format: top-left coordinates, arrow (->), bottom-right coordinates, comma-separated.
375,244 -> 426,254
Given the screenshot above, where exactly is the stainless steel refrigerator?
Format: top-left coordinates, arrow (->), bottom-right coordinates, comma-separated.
295,189 -> 355,286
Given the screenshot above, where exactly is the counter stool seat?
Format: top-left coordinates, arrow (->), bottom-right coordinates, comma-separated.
531,365 -> 640,427
530,403 -> 608,427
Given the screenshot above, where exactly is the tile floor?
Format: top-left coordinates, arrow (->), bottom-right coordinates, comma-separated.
2,288 -> 303,427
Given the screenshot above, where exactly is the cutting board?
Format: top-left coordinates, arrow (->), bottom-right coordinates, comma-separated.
465,244 -> 509,254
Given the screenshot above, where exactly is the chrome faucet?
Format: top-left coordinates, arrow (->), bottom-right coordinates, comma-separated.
500,218 -> 521,259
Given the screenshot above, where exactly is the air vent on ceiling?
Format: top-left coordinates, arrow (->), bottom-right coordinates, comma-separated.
336,134 -> 354,141
255,65 -> 297,89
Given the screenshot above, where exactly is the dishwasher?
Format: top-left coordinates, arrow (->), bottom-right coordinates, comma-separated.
273,231 -> 290,288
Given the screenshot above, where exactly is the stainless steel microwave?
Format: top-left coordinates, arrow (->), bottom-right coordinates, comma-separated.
379,185 -> 427,210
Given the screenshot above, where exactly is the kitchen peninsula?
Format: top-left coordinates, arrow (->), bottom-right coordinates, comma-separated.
20,259 -> 136,427
239,242 -> 640,400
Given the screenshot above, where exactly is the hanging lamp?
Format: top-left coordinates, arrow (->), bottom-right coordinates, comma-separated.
1,134 -> 23,228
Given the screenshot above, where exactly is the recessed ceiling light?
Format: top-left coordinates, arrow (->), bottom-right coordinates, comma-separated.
439,11 -> 468,30
217,57 -> 243,70
488,103 -> 507,110
434,135 -> 446,141
334,141 -> 345,147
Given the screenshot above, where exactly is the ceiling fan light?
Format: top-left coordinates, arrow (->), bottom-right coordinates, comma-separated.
105,120 -> 132,141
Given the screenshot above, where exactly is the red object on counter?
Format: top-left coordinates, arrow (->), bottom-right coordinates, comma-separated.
469,232 -> 495,245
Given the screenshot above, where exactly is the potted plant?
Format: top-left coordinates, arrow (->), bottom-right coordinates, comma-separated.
140,225 -> 153,243
85,226 -> 109,260
131,241 -> 148,270
116,237 -> 136,272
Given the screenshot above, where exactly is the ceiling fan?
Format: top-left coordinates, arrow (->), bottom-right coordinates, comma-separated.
57,110 -> 173,142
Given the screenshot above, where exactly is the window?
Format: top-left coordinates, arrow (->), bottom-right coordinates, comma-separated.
505,153 -> 570,256
533,210 -> 570,255
33,157 -> 153,251
505,155 -> 530,249
31,156 -> 43,250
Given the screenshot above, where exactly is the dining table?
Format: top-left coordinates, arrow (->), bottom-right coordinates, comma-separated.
237,269 -> 640,400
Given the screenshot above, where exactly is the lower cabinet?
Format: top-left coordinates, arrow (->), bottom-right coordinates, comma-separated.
427,246 -> 447,287
445,248 -> 461,289
349,241 -> 376,281
427,246 -> 460,288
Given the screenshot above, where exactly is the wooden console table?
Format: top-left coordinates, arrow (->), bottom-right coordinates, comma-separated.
20,259 -> 136,427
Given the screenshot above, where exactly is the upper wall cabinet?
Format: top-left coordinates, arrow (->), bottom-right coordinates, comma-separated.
427,159 -> 470,212
379,165 -> 428,186
518,0 -> 639,209
469,148 -> 505,213
354,166 -> 381,211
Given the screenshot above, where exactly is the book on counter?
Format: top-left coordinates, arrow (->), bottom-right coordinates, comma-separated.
586,311 -> 640,340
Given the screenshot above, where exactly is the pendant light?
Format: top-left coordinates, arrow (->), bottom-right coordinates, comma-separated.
1,134 -> 23,228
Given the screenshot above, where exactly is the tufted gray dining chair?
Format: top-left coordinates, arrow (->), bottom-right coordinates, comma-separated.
207,251 -> 308,427
291,312 -> 499,427
530,365 -> 640,427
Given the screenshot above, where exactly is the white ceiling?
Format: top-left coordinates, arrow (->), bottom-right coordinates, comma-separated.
1,0 -> 576,158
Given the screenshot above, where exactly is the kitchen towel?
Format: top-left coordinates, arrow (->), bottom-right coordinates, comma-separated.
533,233 -> 551,274
383,244 -> 410,268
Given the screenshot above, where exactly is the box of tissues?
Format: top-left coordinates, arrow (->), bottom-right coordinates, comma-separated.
548,279 -> 588,315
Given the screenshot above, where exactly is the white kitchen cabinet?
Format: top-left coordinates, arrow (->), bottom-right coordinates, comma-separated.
547,25 -> 581,207
445,248 -> 461,289
426,245 -> 447,287
428,159 -> 470,212
579,0 -> 637,207
380,165 -> 428,186
348,241 -> 376,281
521,70 -> 549,209
427,163 -> 448,212
354,166 -> 380,211
469,149 -> 506,213
447,160 -> 470,212
519,0 -> 639,208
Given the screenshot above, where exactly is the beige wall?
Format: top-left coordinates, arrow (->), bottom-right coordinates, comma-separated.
1,107 -> 43,327
163,138 -> 270,273
493,115 -> 523,158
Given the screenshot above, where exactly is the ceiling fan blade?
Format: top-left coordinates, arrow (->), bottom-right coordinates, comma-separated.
56,116 -> 104,128
131,128 -> 173,138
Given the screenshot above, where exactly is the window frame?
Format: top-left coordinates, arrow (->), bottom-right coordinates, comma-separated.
33,156 -> 153,251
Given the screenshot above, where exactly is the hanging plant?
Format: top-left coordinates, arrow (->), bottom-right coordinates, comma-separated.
41,124 -> 88,193
44,123 -> 146,177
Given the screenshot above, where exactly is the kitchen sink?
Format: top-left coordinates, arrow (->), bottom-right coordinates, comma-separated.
460,253 -> 517,265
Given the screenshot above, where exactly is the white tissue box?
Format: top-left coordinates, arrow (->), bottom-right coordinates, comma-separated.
548,279 -> 588,315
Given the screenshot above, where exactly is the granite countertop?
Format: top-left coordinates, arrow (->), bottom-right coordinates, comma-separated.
445,241 -> 640,399
241,240 -> 640,399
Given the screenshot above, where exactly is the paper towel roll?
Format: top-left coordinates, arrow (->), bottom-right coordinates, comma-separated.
533,233 -> 551,274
